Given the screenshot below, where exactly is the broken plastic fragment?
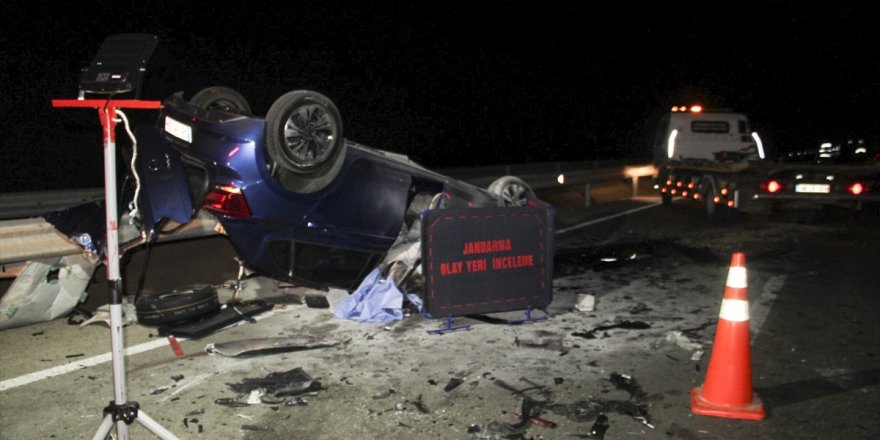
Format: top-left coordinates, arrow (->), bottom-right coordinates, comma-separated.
609,372 -> 647,400
511,412 -> 557,429
246,388 -> 265,404
214,398 -> 248,407
575,294 -> 595,312
589,414 -> 610,438
665,330 -> 702,351
444,377 -> 464,392
240,425 -> 273,432
205,336 -> 341,357
411,395 -> 430,414
284,397 -> 308,406
228,367 -> 322,401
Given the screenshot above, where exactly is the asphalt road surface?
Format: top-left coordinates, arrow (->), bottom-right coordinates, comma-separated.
1,195 -> 878,439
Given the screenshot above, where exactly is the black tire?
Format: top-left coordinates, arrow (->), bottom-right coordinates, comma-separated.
190,87 -> 252,116
135,285 -> 220,326
265,91 -> 345,176
661,192 -> 672,205
488,176 -> 536,207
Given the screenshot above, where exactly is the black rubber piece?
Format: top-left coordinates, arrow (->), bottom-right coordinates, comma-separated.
135,285 -> 220,326
157,300 -> 274,339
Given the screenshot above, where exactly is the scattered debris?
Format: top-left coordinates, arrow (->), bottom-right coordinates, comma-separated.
150,387 -> 168,395
588,413 -> 610,439
79,303 -> 137,328
493,378 -> 551,402
284,397 -> 309,406
226,367 -> 322,404
609,372 -> 647,400
240,424 -> 273,432
628,302 -> 652,315
185,408 -> 205,416
372,389 -> 396,399
444,378 -> 464,392
681,319 -> 716,337
410,395 -> 430,414
574,294 -> 595,312
205,336 -> 342,357
511,411 -> 557,429
171,374 -> 185,382
304,294 -> 330,309
214,398 -> 248,408
246,388 -> 265,404
572,321 -> 651,339
691,350 -> 705,361
168,335 -> 185,357
547,399 -> 651,426
665,330 -> 702,351
483,398 -> 535,438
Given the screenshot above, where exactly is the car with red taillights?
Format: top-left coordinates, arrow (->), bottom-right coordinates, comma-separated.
753,139 -> 880,211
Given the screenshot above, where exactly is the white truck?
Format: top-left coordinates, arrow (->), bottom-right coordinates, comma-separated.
653,105 -> 770,216
652,105 -> 879,216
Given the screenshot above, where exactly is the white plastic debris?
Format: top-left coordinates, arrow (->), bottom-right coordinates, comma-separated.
574,294 -> 596,312
246,388 -> 266,405
665,330 -> 702,351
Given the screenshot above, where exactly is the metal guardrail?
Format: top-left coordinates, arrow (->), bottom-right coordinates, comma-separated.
0,188 -> 104,221
0,161 -> 655,265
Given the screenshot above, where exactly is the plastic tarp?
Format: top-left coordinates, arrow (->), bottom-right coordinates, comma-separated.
334,267 -> 422,323
0,253 -> 98,330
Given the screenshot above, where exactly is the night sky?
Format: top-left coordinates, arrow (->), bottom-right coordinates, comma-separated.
2,1 -> 878,192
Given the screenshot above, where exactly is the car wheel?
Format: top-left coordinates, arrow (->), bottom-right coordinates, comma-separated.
266,90 -> 345,176
135,285 -> 220,326
189,87 -> 252,116
661,192 -> 672,205
488,176 -> 535,207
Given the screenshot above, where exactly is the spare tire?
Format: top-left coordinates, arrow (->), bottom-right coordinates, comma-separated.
189,86 -> 252,116
135,285 -> 220,326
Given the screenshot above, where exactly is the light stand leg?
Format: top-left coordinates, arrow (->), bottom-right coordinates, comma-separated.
89,107 -> 178,440
92,415 -> 115,440
137,411 -> 180,438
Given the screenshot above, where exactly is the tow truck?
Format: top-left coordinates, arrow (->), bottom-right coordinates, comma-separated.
653,105 -> 879,216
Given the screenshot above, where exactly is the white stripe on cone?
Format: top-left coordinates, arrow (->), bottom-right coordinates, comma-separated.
726,266 -> 747,289
719,299 -> 750,322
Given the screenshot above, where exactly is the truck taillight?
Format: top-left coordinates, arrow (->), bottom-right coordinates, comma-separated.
204,185 -> 252,218
847,182 -> 865,195
762,180 -> 783,193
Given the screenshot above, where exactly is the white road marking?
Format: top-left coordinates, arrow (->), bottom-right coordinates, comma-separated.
750,274 -> 785,341
556,202 -> 662,234
0,310 -> 277,392
0,338 -> 172,392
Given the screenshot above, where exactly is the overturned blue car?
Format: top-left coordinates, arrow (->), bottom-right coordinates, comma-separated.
132,87 -> 539,290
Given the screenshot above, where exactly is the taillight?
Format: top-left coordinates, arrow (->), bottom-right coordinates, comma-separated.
204,185 -> 252,218
847,182 -> 865,195
762,180 -> 783,193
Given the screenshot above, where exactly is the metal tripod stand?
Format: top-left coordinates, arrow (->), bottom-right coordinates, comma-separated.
53,98 -> 179,440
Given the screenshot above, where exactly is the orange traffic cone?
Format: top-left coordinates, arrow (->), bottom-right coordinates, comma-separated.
690,252 -> 766,420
